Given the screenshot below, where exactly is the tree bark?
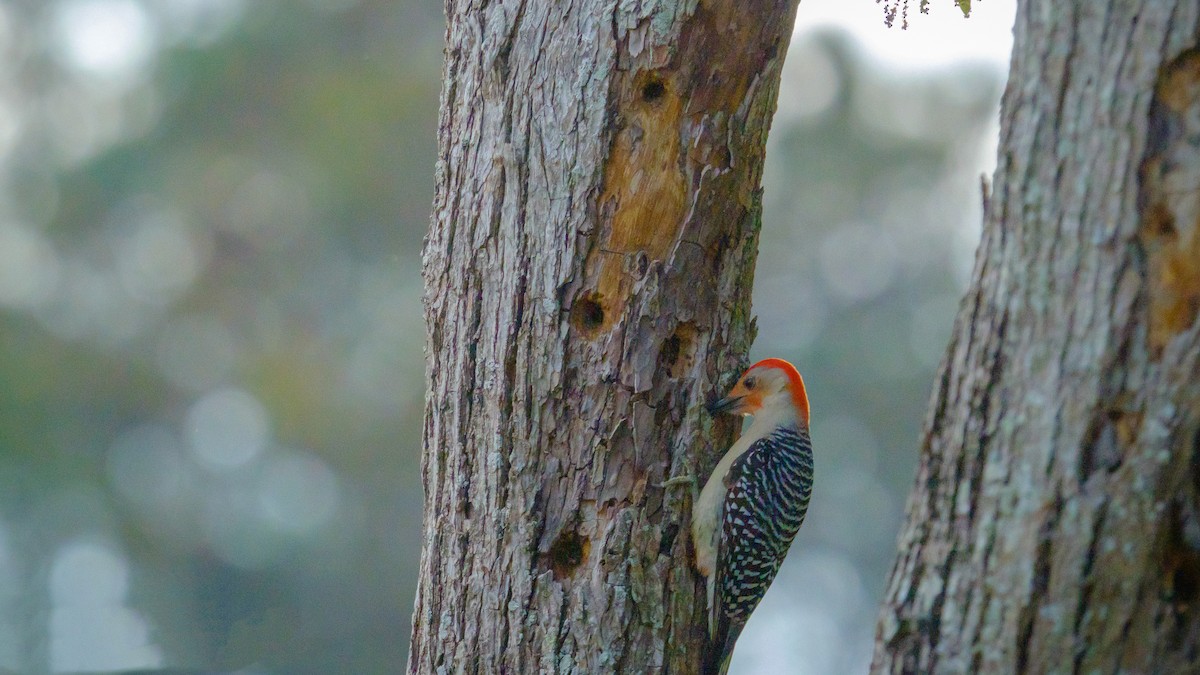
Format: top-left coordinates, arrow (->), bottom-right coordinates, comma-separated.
873,2 -> 1200,673
410,1 -> 799,672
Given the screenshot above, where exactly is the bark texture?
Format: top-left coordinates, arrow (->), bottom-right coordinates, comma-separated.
411,1 -> 799,672
874,3 -> 1200,673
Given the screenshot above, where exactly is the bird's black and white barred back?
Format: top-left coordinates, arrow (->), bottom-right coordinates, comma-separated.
693,357 -> 813,675
709,423 -> 814,670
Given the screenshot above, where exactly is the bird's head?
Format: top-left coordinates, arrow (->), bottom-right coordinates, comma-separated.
706,358 -> 810,426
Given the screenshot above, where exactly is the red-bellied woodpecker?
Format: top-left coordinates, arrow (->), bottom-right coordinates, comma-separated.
693,358 -> 814,675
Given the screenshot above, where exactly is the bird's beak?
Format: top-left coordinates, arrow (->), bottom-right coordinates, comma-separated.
706,395 -> 744,416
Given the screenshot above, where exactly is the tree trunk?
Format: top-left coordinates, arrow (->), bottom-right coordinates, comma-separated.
873,2 -> 1200,673
410,1 -> 799,672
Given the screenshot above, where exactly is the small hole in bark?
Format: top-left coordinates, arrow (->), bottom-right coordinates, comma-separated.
660,335 -> 681,370
458,483 -> 472,518
658,522 -> 680,556
1176,562 -> 1200,605
708,234 -> 730,275
570,293 -> 606,336
633,251 -> 650,279
1167,496 -> 1200,609
658,322 -> 697,379
1191,427 -> 1200,496
548,529 -> 589,580
1147,203 -> 1177,238
641,78 -> 666,103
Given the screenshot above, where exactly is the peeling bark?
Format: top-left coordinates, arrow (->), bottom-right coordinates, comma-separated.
873,2 -> 1200,673
410,1 -> 799,672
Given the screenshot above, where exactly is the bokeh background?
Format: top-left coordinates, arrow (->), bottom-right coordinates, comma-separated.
0,0 -> 1014,672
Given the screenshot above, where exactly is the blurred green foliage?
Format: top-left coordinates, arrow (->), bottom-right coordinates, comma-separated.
0,1 -> 1001,673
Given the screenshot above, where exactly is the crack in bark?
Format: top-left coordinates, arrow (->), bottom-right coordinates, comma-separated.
1071,498 -> 1108,674
1016,489 -> 1061,673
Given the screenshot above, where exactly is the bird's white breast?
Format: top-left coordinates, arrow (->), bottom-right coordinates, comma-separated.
692,432 -> 753,577
691,403 -> 800,578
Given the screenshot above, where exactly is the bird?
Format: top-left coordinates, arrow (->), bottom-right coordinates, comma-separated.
692,357 -> 814,674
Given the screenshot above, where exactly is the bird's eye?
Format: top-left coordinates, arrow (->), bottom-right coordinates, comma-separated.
743,376 -> 756,389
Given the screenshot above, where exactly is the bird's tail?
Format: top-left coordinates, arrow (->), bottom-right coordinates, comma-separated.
699,646 -> 731,675
700,622 -> 743,675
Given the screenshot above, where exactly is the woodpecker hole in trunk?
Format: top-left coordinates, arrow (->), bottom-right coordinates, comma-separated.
1174,557 -> 1200,607
570,293 -> 606,337
658,523 -> 679,556
1189,424 -> 1200,497
1146,203 -> 1177,238
660,335 -> 681,370
658,322 -> 698,379
641,77 -> 666,103
547,529 -> 589,580
632,250 -> 650,279
1167,498 -> 1200,609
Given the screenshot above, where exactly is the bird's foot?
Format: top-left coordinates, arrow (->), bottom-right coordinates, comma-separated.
658,474 -> 694,488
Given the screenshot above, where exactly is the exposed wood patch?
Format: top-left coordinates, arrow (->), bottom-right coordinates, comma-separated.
591,69 -> 688,331
1141,49 -> 1200,356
